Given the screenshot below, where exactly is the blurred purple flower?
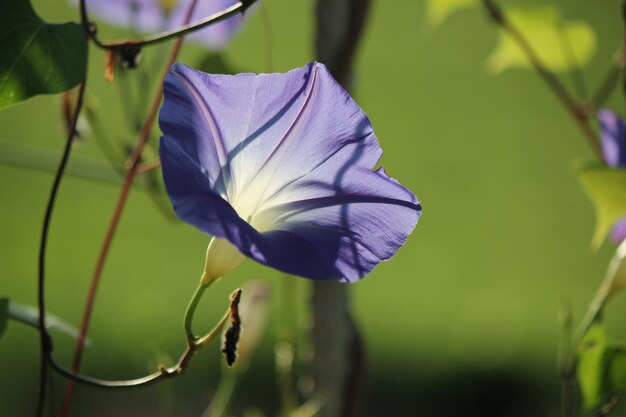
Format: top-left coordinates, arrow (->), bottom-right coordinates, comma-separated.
598,108 -> 626,243
81,0 -> 243,49
158,62 -> 421,282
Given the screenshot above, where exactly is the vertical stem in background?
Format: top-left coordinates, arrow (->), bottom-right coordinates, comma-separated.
312,2 -> 370,417
315,0 -> 370,90
311,282 -> 350,417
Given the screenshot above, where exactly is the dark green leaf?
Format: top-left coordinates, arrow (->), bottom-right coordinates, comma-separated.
0,298 -> 8,339
575,162 -> 626,249
0,0 -> 87,110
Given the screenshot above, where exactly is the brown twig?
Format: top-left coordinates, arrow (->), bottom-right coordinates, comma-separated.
481,0 -> 602,161
59,0 -> 203,414
135,159 -> 162,174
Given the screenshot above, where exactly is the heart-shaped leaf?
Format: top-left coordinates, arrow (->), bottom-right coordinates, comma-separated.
487,6 -> 595,74
576,162 -> 626,249
0,0 -> 87,110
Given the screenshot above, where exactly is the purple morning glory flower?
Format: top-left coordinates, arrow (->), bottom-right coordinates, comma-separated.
80,0 -> 243,49
158,62 -> 421,283
598,108 -> 626,243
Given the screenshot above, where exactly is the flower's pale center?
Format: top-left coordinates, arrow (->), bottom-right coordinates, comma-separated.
230,172 -> 281,232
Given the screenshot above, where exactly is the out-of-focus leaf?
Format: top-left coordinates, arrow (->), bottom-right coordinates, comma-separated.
610,347 -> 626,393
243,408 -> 266,417
290,400 -> 322,417
0,298 -> 8,339
426,0 -> 479,27
577,324 -> 626,409
487,6 -> 595,73
576,162 -> 626,249
8,301 -> 91,345
577,324 -> 612,409
0,140 -> 121,185
0,0 -> 87,110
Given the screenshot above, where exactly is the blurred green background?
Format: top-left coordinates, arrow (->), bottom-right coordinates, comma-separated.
1,0 -> 625,416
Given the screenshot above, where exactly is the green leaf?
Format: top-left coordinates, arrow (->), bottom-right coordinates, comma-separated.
576,162 -> 626,249
426,0 -> 479,27
577,325 -> 626,409
577,324 -> 612,409
8,300 -> 91,345
0,0 -> 87,110
0,298 -> 8,339
487,6 -> 596,73
610,346 -> 626,394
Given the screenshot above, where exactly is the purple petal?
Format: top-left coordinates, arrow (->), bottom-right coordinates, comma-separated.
168,0 -> 242,49
611,217 -> 626,243
79,0 -> 243,49
598,109 -> 626,168
156,142 -> 341,279
159,62 -> 421,281
83,0 -> 165,33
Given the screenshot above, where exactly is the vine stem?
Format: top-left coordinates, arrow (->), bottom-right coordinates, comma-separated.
47,298 -> 232,389
36,3 -> 93,411
59,0 -> 202,414
481,0 -> 603,161
36,80 -> 87,417
84,1 -> 256,51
